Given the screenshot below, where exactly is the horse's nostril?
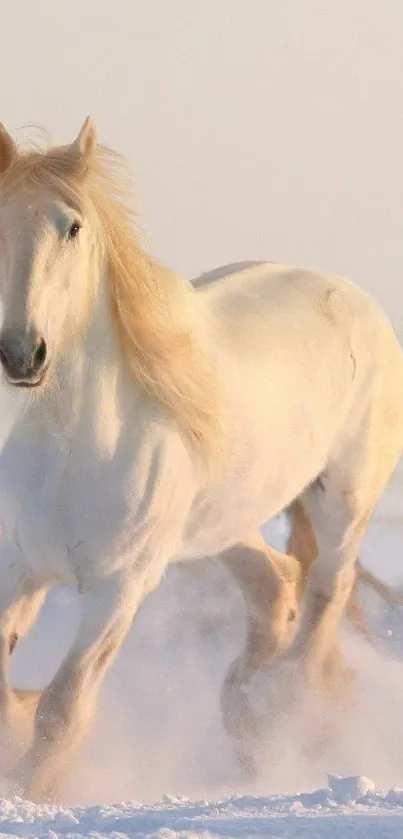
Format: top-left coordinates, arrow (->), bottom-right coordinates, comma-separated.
0,345 -> 8,369
32,336 -> 47,373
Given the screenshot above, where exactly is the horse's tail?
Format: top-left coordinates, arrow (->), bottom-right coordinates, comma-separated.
286,498 -> 402,636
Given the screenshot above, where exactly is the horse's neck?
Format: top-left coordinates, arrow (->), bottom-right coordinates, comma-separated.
42,273 -> 143,456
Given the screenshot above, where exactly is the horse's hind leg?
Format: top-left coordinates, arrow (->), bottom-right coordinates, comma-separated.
286,498 -> 370,637
289,429 -> 403,688
219,532 -> 300,766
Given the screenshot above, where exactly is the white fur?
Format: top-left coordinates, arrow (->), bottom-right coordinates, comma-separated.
0,124 -> 402,800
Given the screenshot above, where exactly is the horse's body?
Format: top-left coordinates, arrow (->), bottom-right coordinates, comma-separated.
0,119 -> 402,800
184,261 -> 390,554
2,260 -> 386,572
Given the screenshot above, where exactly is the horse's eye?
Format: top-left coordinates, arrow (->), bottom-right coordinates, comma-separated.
68,220 -> 81,240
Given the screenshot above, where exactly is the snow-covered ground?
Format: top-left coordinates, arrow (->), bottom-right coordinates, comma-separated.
2,777 -> 403,838
2,466 -> 403,837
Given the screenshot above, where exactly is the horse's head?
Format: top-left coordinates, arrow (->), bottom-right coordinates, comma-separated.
0,118 -> 221,463
0,118 -> 98,388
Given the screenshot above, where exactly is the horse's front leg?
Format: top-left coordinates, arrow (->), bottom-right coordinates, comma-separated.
16,568 -> 152,802
0,542 -> 36,782
0,546 -> 29,727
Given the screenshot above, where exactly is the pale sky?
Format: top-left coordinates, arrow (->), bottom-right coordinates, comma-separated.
2,1 -> 403,331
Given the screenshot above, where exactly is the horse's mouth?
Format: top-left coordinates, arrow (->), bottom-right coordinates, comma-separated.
5,365 -> 49,389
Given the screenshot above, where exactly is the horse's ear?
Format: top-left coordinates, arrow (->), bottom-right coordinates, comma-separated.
0,124 -> 17,174
71,116 -> 97,162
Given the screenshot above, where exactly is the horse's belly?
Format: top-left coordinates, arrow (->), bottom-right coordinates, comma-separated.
180,428 -> 327,560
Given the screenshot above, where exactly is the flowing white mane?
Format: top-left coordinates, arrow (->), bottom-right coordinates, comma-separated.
0,137 -> 222,462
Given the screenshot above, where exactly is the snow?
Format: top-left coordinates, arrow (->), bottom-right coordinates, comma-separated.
2,466 -> 403,837
327,775 -> 376,802
1,780 -> 403,837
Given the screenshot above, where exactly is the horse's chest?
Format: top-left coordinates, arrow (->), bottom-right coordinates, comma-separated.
0,431 -> 130,581
0,433 -> 70,579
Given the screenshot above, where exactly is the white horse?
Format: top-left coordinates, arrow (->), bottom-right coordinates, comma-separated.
0,118 -> 402,801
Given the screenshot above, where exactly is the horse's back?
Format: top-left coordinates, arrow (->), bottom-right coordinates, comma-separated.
192,261 -> 402,374
193,261 -> 386,324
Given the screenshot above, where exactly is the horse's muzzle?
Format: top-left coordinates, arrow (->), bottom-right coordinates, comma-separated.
0,330 -> 49,388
